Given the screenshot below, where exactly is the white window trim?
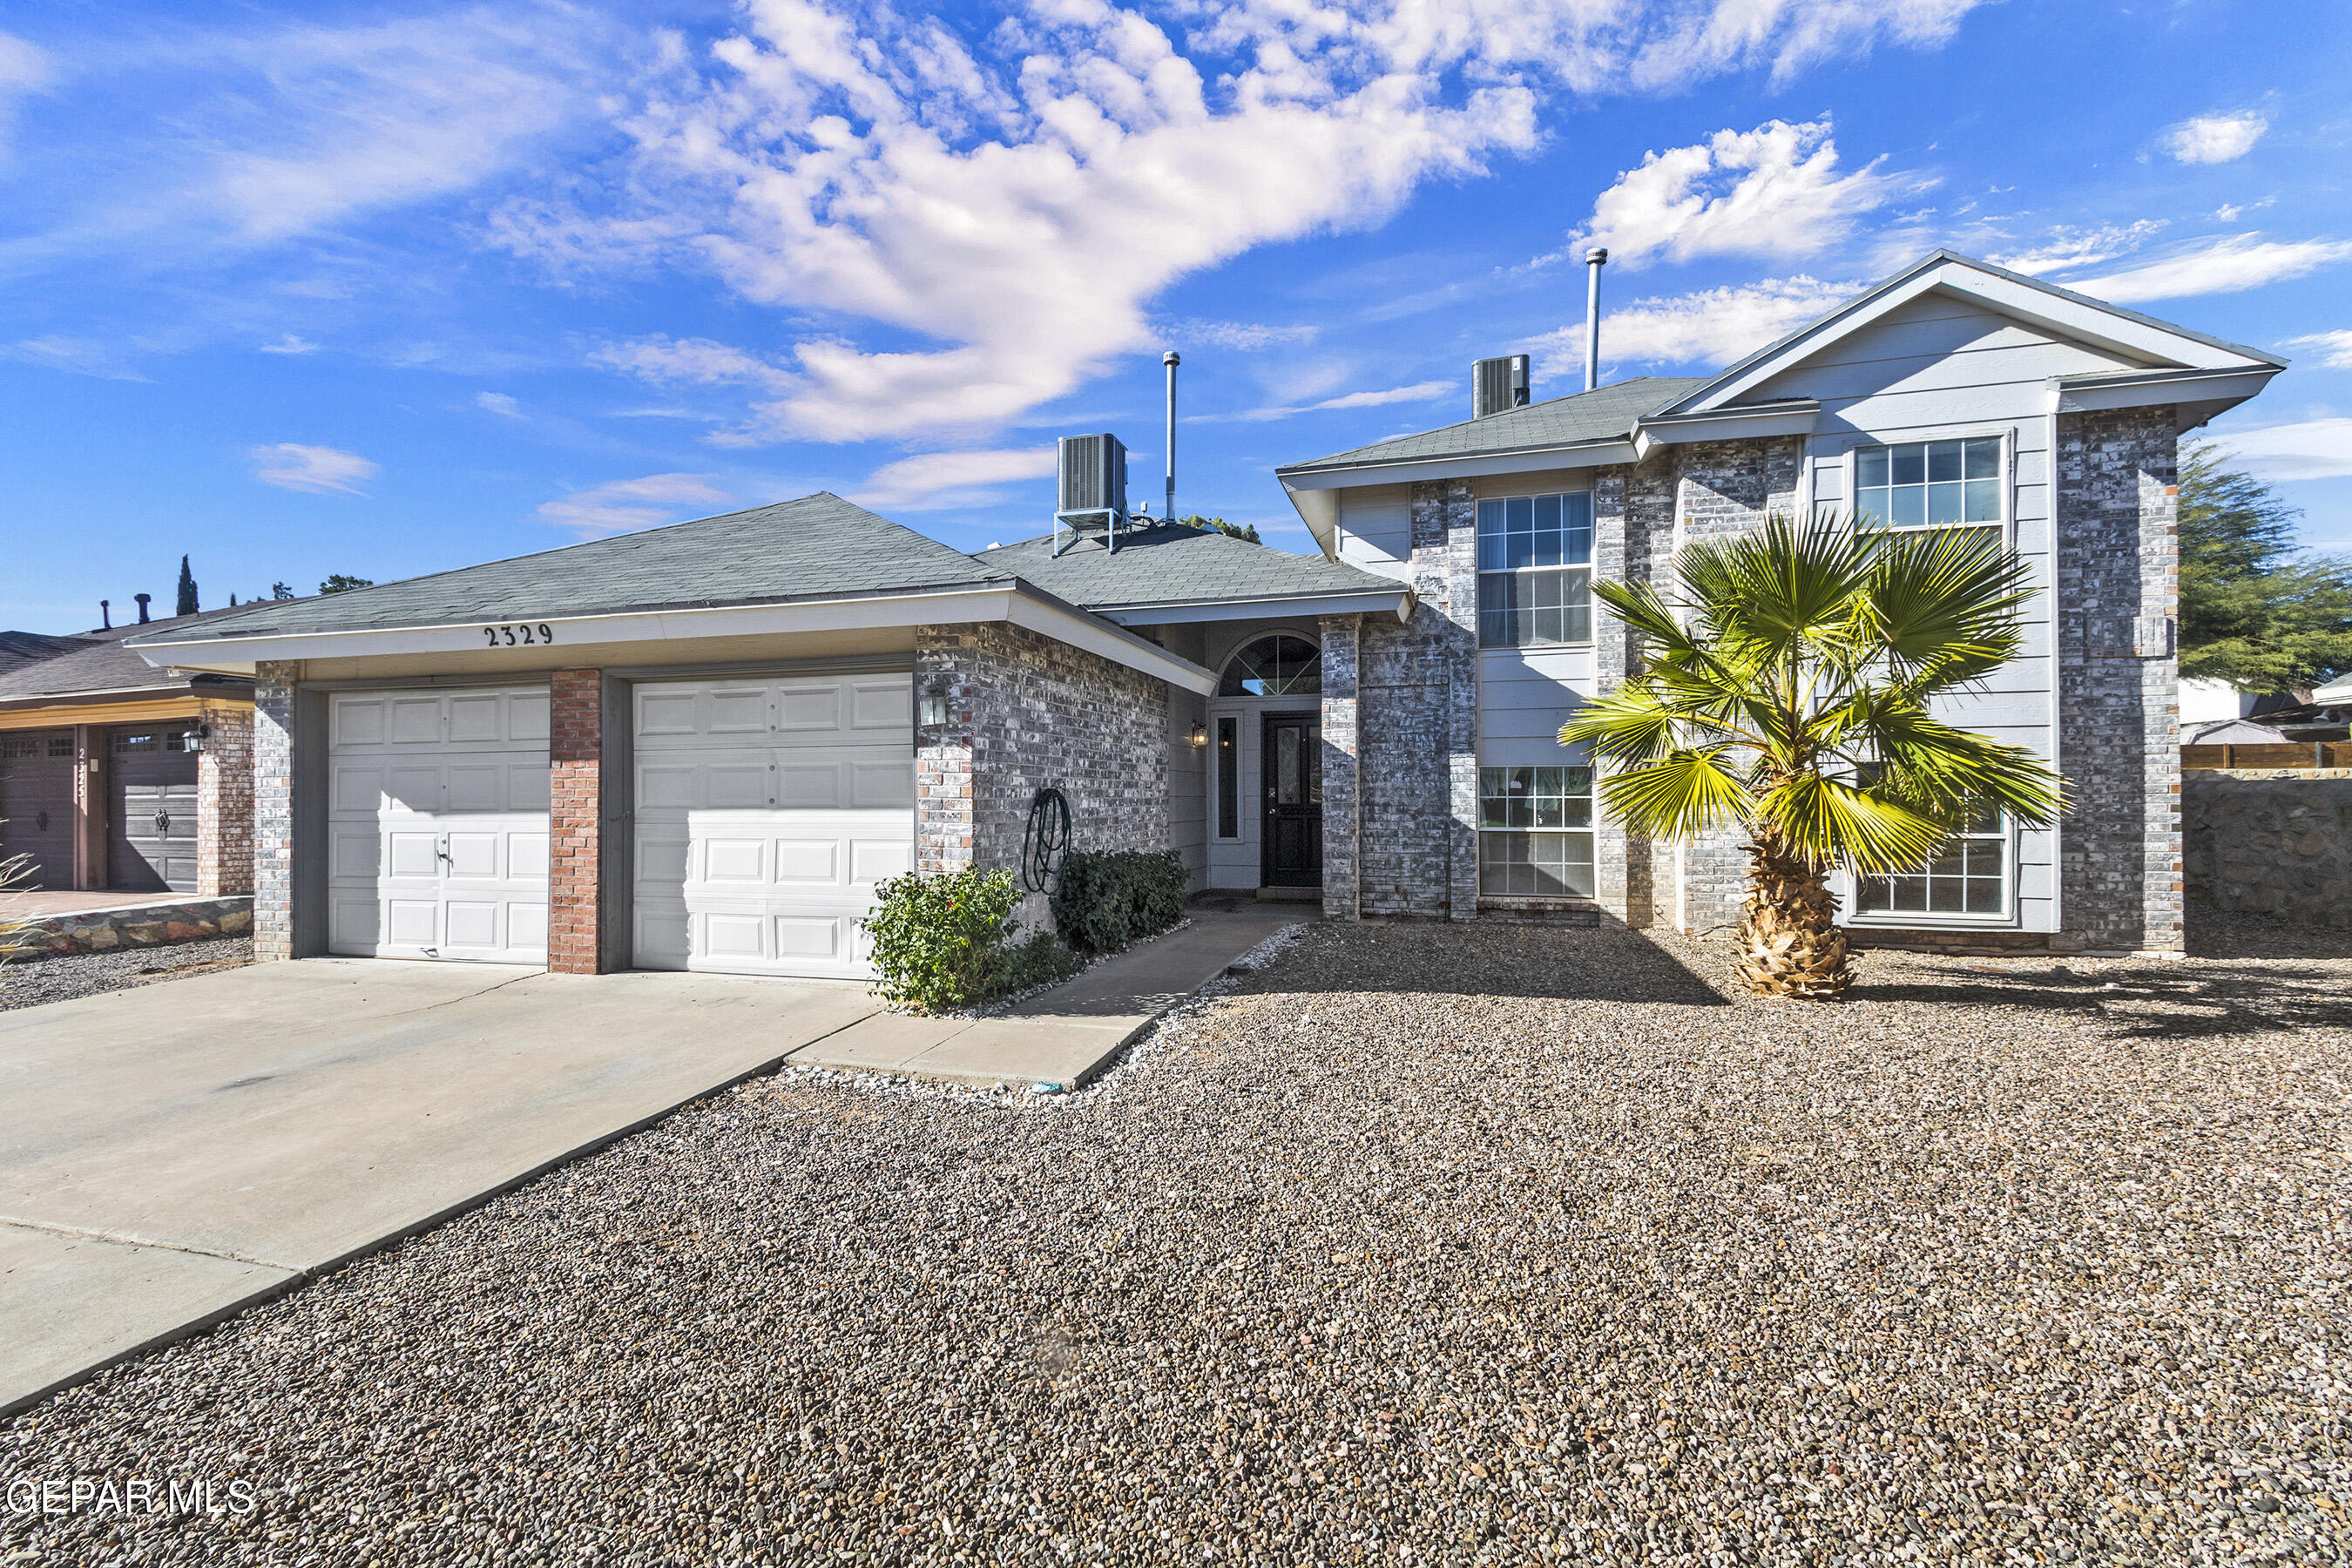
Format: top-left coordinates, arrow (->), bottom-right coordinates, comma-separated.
1475,487 -> 1598,651
1841,427 -> 2015,545
1475,763 -> 1598,900
1842,813 -> 2021,929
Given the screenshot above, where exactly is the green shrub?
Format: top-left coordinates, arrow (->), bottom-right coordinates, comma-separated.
861,868 -> 1085,1012
1051,848 -> 1188,955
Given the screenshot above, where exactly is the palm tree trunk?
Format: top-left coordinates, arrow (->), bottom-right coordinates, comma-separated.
1734,832 -> 1851,997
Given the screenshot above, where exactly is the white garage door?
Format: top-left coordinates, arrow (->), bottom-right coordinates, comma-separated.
328,686 -> 552,963
631,672 -> 915,979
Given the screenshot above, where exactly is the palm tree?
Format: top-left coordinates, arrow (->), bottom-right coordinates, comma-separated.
1561,512 -> 2065,997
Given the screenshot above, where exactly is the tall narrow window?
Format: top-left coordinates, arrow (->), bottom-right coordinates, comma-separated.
1215,717 -> 1238,839
1477,492 -> 1593,647
1477,766 -> 1594,896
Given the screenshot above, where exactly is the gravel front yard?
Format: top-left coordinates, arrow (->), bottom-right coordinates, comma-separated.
3,912 -> 2348,1565
0,936 -> 252,1014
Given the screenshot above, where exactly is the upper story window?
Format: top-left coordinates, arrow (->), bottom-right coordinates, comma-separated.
1855,437 -> 2002,532
1477,492 -> 1592,648
1218,634 -> 1321,697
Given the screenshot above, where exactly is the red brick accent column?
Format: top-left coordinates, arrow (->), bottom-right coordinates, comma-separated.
548,669 -> 604,974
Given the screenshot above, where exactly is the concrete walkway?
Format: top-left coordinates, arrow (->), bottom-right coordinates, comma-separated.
784,906 -> 1302,1086
0,907 -> 1303,1415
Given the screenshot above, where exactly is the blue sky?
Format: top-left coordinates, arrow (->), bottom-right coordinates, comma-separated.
3,0 -> 2348,632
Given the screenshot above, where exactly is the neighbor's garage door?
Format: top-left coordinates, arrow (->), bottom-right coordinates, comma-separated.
0,729 -> 76,889
328,686 -> 551,963
631,673 -> 914,979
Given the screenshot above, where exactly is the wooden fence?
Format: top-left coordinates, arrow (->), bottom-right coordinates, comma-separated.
2183,742 -> 2352,771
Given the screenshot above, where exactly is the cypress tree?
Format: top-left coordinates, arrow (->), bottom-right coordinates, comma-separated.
176,555 -> 199,617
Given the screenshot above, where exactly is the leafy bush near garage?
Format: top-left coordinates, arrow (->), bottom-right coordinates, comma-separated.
860,868 -> 1077,1012
1051,849 -> 1188,955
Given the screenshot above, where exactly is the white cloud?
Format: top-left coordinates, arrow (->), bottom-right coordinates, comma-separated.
7,335 -> 148,380
1163,320 -> 1318,352
1985,221 -> 2166,276
2162,112 -> 2268,166
849,448 -> 1054,510
535,472 -> 732,536
2282,331 -> 2352,370
476,390 -> 524,417
518,0 -> 1988,443
588,335 -> 791,390
0,30 -> 52,157
259,334 -> 319,355
1193,380 -> 1456,422
1537,275 -> 1856,369
2210,418 -> 2352,483
1566,118 -> 1913,272
2069,233 -> 2352,302
248,442 -> 377,495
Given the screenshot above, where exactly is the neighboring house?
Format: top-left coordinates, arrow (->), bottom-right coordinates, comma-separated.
129,249 -> 2278,975
0,609 -> 257,896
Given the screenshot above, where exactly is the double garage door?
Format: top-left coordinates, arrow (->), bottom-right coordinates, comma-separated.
326,674 -> 911,977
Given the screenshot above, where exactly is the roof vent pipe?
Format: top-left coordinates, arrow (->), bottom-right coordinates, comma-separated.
99,598 -> 111,629
1584,247 -> 1608,392
1163,349 -> 1179,525
135,592 -> 152,624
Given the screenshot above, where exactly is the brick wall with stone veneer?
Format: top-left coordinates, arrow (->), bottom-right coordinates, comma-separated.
914,623 -> 1169,929
546,668 -> 603,974
194,696 -> 254,897
251,661 -> 298,961
2054,407 -> 2183,952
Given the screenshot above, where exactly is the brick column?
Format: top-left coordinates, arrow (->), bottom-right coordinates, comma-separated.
252,662 -> 299,961
195,696 -> 255,896
1408,478 -> 1480,920
547,668 -> 605,974
1319,614 -> 1362,921
914,626 -> 977,875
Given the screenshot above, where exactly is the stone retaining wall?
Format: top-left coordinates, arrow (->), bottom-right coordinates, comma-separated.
2184,769 -> 2352,927
2,895 -> 254,960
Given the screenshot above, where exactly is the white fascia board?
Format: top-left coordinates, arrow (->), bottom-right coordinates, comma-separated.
1659,259 -> 2279,416
125,583 -> 1217,693
1278,438 -> 1638,491
1282,484 -> 1340,560
1003,594 -> 1218,693
1092,589 -> 1413,628
2048,366 -> 2280,422
1632,402 -> 1820,457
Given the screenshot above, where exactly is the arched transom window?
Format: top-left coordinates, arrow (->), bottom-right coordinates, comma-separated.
1218,634 -> 1321,697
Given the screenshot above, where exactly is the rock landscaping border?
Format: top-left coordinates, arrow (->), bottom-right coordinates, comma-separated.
1,896 -> 253,962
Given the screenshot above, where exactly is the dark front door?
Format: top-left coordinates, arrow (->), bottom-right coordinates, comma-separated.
0,729 -> 77,889
1260,712 -> 1322,888
108,723 -> 199,893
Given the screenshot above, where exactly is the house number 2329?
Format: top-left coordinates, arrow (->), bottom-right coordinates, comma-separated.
483,623 -> 555,646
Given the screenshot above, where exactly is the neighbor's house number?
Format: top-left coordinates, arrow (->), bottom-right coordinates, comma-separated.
483,623 -> 556,646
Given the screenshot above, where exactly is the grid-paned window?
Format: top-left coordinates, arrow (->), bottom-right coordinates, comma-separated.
1477,766 -> 1594,896
1477,493 -> 1592,647
1855,438 -> 2002,531
1855,807 -> 2008,917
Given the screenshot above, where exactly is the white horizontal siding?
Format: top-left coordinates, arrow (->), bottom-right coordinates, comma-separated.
1477,647 -> 1588,767
1335,483 -> 1413,581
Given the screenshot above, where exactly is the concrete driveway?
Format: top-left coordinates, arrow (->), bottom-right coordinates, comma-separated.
0,959 -> 881,1414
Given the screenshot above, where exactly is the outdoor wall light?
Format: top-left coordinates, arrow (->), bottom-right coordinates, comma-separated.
917,685 -> 950,727
1189,722 -> 1207,747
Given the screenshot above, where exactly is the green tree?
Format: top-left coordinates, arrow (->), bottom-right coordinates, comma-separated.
175,555 -> 199,617
1561,513 -> 2064,998
1183,514 -> 1260,544
319,574 -> 375,595
2178,442 -> 2352,693
271,582 -> 295,600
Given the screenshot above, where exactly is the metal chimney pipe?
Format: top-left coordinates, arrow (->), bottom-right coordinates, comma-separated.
1163,349 -> 1180,524
1584,247 -> 1608,392
135,592 -> 152,624
99,598 -> 111,629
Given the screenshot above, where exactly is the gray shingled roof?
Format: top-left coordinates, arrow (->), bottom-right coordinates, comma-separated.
1278,376 -> 1707,476
136,494 -> 1012,645
0,608 -> 259,700
979,524 -> 1404,609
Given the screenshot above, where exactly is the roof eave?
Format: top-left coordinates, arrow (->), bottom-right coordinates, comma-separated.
1278,435 -> 1639,490
1091,586 -> 1416,627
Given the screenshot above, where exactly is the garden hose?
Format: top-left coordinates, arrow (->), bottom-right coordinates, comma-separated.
1021,786 -> 1071,894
